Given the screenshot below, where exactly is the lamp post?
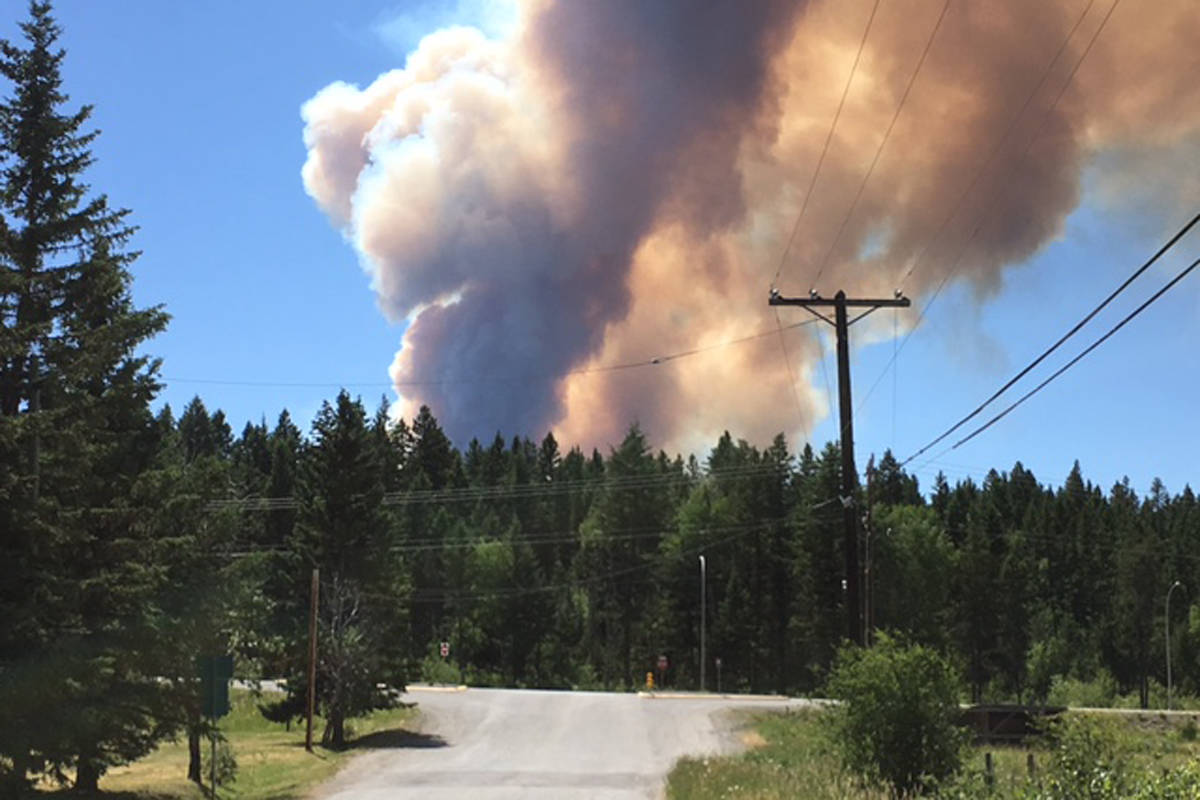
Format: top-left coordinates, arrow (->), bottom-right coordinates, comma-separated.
1167,580 -> 1184,710
699,555 -> 707,692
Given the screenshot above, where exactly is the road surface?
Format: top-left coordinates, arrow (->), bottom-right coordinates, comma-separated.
312,686 -> 810,799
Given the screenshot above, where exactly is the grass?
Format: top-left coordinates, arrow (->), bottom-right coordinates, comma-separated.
669,709 -> 888,799
666,708 -> 1200,799
38,690 -> 420,800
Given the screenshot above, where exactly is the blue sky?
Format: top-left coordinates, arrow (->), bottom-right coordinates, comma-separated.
5,2 -> 1196,498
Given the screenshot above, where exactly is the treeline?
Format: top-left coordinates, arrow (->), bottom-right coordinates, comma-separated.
3,2 -> 1200,795
162,395 -> 1200,715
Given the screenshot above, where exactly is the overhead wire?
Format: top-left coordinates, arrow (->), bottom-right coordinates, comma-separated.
809,0 -> 953,290
206,459 -> 813,513
948,254 -> 1200,452
896,0 -> 1102,291
390,521 -> 780,604
773,309 -> 813,443
770,0 -> 884,291
163,317 -> 818,390
265,495 -> 844,602
901,212 -> 1200,466
853,0 -> 1117,418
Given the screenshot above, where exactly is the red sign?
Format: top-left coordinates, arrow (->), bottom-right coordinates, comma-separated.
439,641 -> 450,658
657,654 -> 668,671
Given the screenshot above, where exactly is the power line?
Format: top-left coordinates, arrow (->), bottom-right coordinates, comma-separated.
320,497 -> 842,604
951,254 -> 1200,451
771,0 -> 884,290
395,522 -> 777,604
853,0 -> 1117,417
812,324 -> 836,428
897,0 -> 1102,290
809,0 -> 953,290
901,212 -> 1200,466
206,459 -> 810,513
162,317 -> 818,390
772,308 -> 812,443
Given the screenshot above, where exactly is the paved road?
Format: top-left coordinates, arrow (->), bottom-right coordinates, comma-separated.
313,687 -> 810,799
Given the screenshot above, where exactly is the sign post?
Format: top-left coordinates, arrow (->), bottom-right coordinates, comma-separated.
306,568 -> 319,753
656,654 -> 668,690
440,641 -> 450,659
196,654 -> 233,800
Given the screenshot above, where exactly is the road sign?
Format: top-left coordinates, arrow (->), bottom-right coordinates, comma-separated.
440,641 -> 450,658
196,655 -> 234,719
657,654 -> 668,671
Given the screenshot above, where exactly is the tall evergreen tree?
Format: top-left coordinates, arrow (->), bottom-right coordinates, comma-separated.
288,392 -> 410,747
0,3 -> 169,793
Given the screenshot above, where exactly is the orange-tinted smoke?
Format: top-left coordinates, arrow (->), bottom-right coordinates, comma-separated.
302,0 -> 1200,453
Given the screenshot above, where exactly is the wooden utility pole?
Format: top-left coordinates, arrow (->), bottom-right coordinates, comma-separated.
864,456 -> 874,647
305,568 -> 319,752
769,289 -> 909,645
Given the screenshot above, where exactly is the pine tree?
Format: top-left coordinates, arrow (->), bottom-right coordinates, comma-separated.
288,392 -> 410,748
0,3 -> 169,793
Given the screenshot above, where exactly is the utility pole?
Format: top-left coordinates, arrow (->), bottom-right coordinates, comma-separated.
1167,580 -> 1184,710
699,555 -> 707,692
769,288 -> 910,645
864,456 -> 874,647
305,568 -> 319,752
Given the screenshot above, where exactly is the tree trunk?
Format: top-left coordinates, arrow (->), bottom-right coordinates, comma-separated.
75,756 -> 101,794
188,726 -> 203,785
322,708 -> 346,749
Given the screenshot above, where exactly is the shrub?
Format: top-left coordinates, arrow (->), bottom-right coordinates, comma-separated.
824,633 -> 967,797
419,654 -> 462,685
1046,670 -> 1119,708
1126,760 -> 1200,799
1029,715 -> 1130,800
1023,715 -> 1200,800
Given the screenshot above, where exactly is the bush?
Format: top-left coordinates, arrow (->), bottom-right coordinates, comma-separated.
1023,715 -> 1200,800
1046,670 -> 1119,708
1126,760 -> 1200,799
824,633 -> 967,797
1030,715 -> 1130,800
419,654 -> 462,685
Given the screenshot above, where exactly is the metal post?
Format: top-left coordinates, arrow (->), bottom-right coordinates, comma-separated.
1167,581 -> 1183,710
210,726 -> 216,800
699,555 -> 707,692
306,568 -> 319,752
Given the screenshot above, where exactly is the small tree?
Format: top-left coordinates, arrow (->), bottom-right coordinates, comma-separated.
1031,715 -> 1130,800
826,634 -> 967,797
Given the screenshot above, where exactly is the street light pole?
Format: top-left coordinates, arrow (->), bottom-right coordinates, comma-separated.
1167,580 -> 1183,710
699,555 -> 707,692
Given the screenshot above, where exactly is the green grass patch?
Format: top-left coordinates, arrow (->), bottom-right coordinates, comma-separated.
667,708 -> 1200,799
38,690 -> 419,800
669,709 -> 887,800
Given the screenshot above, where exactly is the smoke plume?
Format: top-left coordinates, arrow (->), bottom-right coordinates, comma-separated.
302,0 -> 1200,451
